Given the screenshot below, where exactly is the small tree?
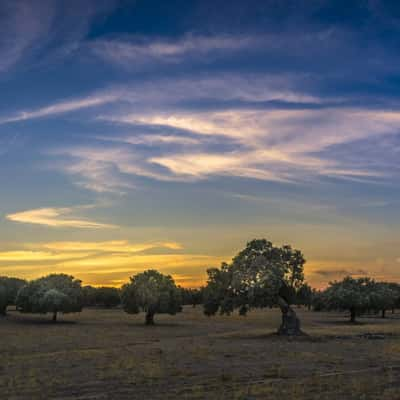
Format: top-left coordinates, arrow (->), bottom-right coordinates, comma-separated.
203,239 -> 306,335
16,274 -> 83,322
0,277 -> 26,316
121,270 -> 182,325
324,276 -> 373,322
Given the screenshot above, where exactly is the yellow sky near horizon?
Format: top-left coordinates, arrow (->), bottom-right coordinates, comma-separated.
1,239 -> 398,289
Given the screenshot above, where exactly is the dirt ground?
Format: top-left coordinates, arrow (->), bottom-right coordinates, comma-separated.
1,306 -> 399,399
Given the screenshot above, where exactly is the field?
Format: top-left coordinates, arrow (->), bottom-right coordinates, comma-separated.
1,307 -> 400,399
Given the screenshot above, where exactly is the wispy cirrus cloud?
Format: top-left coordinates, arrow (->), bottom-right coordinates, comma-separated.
90,34 -> 258,66
0,93 -> 119,124
37,240 -> 183,252
58,105 -> 399,193
0,0 -> 117,74
0,0 -> 53,73
0,250 -> 92,262
6,206 -> 116,229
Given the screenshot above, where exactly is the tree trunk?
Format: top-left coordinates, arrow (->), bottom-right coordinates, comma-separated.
145,311 -> 154,325
52,311 -> 58,322
277,296 -> 303,336
0,306 -> 6,316
350,308 -> 356,323
382,309 -> 386,319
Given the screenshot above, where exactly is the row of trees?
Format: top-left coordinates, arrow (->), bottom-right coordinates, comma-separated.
82,286 -> 121,308
312,277 -> 400,322
1,239 -> 399,332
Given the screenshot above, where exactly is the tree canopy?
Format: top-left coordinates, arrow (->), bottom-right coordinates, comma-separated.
121,270 -> 182,325
369,282 -> 400,318
16,274 -> 83,321
203,239 -> 306,335
0,277 -> 26,316
323,276 -> 375,322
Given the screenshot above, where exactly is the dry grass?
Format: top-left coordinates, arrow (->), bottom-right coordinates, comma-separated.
0,307 -> 399,399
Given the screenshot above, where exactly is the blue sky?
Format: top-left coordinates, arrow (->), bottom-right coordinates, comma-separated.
1,0 -> 400,287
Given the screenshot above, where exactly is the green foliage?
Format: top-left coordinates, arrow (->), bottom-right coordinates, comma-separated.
318,277 -> 400,321
323,276 -> 375,321
369,282 -> 399,317
16,274 -> 83,320
0,277 -> 26,315
121,270 -> 182,324
311,289 -> 326,311
296,283 -> 313,308
203,239 -> 306,316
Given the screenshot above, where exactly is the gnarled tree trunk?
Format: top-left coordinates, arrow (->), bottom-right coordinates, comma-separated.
277,296 -> 303,336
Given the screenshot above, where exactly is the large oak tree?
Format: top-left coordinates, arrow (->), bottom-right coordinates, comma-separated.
203,239 -> 306,335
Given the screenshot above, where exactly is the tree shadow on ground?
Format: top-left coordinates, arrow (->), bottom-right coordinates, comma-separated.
3,313 -> 77,325
215,331 -> 319,343
314,318 -> 366,326
125,321 -> 183,328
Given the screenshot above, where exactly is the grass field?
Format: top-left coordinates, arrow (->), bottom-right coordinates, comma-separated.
1,306 -> 400,399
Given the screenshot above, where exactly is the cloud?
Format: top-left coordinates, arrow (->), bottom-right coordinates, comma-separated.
312,268 -> 368,278
6,206 -> 116,229
56,105 -> 400,193
0,0 -> 117,74
90,34 -> 258,66
0,93 -> 119,124
37,240 -> 183,252
0,240 -> 218,287
0,250 -> 92,262
0,0 -> 53,73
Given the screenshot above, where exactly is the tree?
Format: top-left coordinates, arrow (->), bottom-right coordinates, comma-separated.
296,283 -> 313,310
370,282 -> 398,318
0,277 -> 26,316
95,287 -> 121,308
323,276 -> 373,322
203,239 -> 306,336
121,270 -> 182,325
16,274 -> 83,322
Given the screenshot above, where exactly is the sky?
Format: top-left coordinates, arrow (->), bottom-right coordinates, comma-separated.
1,0 -> 400,288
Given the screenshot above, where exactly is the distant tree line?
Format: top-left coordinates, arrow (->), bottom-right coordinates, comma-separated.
1,239 -> 400,334
82,286 -> 121,308
312,277 -> 400,322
